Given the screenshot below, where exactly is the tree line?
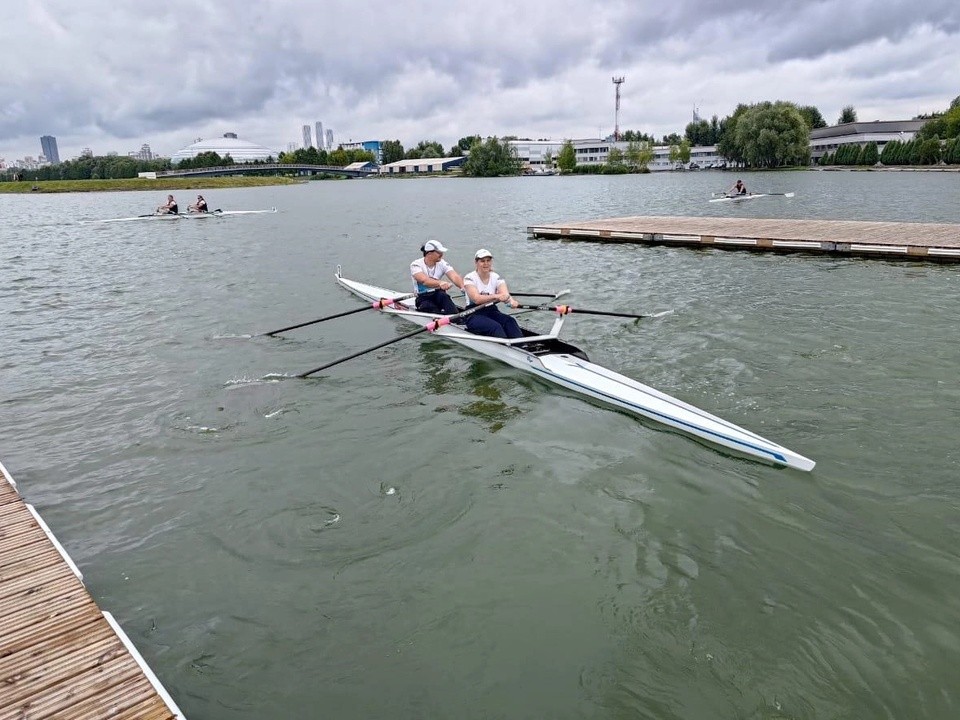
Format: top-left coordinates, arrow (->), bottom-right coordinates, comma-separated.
6,95 -> 958,182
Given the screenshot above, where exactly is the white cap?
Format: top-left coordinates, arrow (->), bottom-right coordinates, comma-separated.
474,248 -> 493,260
423,240 -> 448,253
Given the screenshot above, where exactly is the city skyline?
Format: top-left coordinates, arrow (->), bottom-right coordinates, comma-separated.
2,1 -> 958,162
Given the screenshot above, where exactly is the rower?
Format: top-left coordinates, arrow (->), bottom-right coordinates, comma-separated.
727,179 -> 747,196
462,248 -> 522,339
410,240 -> 463,314
156,194 -> 178,214
188,194 -> 208,213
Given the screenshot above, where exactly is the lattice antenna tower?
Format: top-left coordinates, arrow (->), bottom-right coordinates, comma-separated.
612,76 -> 625,140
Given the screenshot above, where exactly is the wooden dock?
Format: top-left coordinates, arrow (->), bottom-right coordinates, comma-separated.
0,460 -> 184,720
528,216 -> 960,261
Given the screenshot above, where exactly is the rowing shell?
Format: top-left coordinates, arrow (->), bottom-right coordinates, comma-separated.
331,268 -> 815,471
709,193 -> 767,203
79,207 -> 278,224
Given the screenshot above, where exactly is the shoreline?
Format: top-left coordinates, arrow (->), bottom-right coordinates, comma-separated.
0,176 -> 303,194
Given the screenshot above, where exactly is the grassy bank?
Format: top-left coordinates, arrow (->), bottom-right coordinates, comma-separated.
0,176 -> 303,194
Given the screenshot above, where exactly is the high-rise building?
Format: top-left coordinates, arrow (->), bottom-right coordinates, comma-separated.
315,121 -> 324,150
325,129 -> 334,149
302,125 -> 312,149
80,147 -> 93,158
40,135 -> 60,164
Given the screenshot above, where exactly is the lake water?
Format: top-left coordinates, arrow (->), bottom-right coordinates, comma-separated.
2,170 -> 959,719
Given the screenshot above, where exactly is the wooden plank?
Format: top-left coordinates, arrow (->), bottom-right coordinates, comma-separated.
0,560 -> 75,603
0,606 -> 100,661
66,682 -> 175,720
0,650 -> 146,720
0,529 -> 54,566
0,544 -> 65,584
0,634 -> 127,707
0,585 -> 97,641
0,619 -> 113,682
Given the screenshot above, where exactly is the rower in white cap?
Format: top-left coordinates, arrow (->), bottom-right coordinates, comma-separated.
410,239 -> 464,314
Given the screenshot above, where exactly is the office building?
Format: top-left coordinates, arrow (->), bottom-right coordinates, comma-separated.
315,121 -> 324,150
325,129 -> 334,149
302,125 -> 312,149
40,135 -> 60,164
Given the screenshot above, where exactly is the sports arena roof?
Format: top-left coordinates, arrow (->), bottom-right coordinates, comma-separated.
171,132 -> 277,164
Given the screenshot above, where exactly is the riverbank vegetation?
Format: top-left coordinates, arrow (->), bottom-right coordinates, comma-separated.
0,176 -> 301,194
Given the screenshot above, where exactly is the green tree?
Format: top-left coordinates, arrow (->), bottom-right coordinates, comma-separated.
797,105 -> 828,130
859,141 -> 879,165
716,104 -> 749,165
661,133 -> 682,146
381,140 -> 404,164
621,129 -> 654,143
460,137 -> 522,176
727,101 -> 810,168
405,140 -> 445,159
947,136 -> 960,164
880,140 -> 899,165
625,140 -> 653,170
838,105 -> 857,124
557,140 -> 576,172
328,147 -> 349,166
607,147 -> 625,166
453,135 -> 481,155
917,104 -> 960,141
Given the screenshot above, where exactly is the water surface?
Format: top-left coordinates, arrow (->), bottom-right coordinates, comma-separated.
2,171 -> 959,719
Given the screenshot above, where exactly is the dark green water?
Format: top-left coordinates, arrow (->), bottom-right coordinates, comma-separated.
2,171 -> 959,719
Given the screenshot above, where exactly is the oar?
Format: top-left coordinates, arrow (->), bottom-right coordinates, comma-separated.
262,294 -> 415,336
515,303 -> 673,320
510,291 -> 569,298
766,192 -> 795,197
298,304 -> 484,378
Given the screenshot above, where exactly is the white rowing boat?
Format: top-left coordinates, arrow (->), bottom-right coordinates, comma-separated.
709,193 -> 767,203
709,192 -> 794,203
333,268 -> 815,471
79,208 -> 278,224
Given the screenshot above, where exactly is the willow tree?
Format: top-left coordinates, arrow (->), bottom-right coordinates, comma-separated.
461,137 -> 522,176
728,101 -> 810,168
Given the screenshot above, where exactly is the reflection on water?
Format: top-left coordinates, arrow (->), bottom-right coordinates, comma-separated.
416,341 -> 523,432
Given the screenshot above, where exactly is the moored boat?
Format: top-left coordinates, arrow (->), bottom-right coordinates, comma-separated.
331,268 -> 815,471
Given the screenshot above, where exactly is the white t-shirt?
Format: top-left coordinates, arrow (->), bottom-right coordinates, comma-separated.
463,270 -> 505,306
410,257 -> 454,293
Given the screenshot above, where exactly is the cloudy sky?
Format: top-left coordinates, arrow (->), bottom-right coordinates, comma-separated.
3,0 -> 958,162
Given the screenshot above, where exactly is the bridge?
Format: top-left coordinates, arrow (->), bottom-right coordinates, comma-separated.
157,163 -> 378,179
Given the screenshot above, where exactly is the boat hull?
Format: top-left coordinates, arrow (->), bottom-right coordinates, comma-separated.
80,208 -> 277,224
709,193 -> 767,203
334,272 -> 815,471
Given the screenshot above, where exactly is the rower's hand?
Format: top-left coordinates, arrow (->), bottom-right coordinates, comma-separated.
438,281 -> 451,291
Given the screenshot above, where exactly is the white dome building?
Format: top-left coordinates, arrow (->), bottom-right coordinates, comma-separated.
171,132 -> 277,164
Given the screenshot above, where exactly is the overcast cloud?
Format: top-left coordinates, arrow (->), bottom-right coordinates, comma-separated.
2,0 -> 958,162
